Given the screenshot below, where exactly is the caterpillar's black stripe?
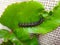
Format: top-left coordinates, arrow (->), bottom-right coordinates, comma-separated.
18,17 -> 44,27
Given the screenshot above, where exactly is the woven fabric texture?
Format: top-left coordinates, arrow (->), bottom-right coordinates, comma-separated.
39,27 -> 60,45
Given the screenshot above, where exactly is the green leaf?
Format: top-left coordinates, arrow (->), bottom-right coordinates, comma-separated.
0,29 -> 39,45
0,29 -> 23,45
1,40 -> 13,45
0,1 -> 44,29
51,2 -> 60,24
0,30 -> 9,38
9,33 -> 23,45
0,29 -> 10,42
14,28 -> 31,41
24,36 -> 39,45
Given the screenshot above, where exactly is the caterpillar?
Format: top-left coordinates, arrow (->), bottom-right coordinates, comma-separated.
18,17 -> 44,27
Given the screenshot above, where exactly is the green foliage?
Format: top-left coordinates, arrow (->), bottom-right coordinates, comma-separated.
0,1 -> 44,29
0,1 -> 60,45
0,30 -> 23,45
52,2 -> 60,24
0,1 -> 44,44
0,30 -> 39,45
1,40 -> 13,45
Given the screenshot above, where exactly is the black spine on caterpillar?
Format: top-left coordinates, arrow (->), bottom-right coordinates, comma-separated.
18,17 -> 44,27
